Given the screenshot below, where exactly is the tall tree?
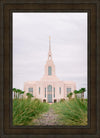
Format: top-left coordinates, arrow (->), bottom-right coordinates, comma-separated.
17,89 -> 22,99
12,88 -> 17,99
79,88 -> 86,101
74,90 -> 79,98
20,91 -> 25,99
67,92 -> 73,100
26,93 -> 33,99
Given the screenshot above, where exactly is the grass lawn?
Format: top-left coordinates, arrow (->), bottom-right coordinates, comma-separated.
51,98 -> 88,126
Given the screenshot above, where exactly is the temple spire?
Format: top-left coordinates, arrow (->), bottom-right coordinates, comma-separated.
48,36 -> 52,60
49,36 -> 51,51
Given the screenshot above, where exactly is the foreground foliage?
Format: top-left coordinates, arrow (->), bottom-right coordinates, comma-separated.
13,98 -> 49,125
51,98 -> 87,126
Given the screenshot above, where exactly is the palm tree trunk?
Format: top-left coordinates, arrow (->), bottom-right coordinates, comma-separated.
81,92 -> 84,102
83,92 -> 84,102
16,92 -> 17,99
14,92 -> 15,99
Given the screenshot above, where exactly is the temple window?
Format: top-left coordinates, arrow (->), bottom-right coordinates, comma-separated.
54,88 -> 55,97
39,87 -> 40,94
45,88 -> 46,97
28,88 -> 33,92
48,85 -> 52,92
67,88 -> 71,94
48,66 -> 52,75
28,88 -> 33,95
59,87 -> 61,94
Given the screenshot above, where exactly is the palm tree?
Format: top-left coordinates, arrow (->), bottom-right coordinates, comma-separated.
20,91 -> 25,99
79,88 -> 86,101
12,88 -> 17,99
17,89 -> 22,99
26,93 -> 33,99
74,90 -> 79,98
67,92 -> 73,100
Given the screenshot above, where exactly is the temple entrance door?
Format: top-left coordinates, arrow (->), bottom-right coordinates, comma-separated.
47,85 -> 52,103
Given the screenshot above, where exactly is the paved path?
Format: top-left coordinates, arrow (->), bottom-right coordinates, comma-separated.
31,107 -> 61,126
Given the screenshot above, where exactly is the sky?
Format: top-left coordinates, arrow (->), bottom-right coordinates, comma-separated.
13,12 -> 87,98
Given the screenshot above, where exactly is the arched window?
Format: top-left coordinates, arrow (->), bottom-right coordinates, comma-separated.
48,66 -> 52,75
48,85 -> 52,92
54,88 -> 55,97
39,87 -> 40,94
59,87 -> 61,94
45,88 -> 46,97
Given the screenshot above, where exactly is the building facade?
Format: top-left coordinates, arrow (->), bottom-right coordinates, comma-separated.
24,37 -> 76,103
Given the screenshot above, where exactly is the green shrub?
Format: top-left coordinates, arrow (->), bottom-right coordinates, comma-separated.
13,98 -> 49,125
60,98 -> 65,103
52,98 -> 87,126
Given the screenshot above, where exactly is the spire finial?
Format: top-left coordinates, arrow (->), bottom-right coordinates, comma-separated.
48,36 -> 52,60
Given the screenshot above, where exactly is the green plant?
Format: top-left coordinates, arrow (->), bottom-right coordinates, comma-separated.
79,88 -> 86,101
67,92 -> 73,99
12,88 -> 18,99
17,89 -> 21,99
52,97 -> 87,126
12,88 -> 25,99
60,98 -> 65,103
20,90 -> 25,99
13,98 -> 49,125
12,88 -> 16,99
26,93 -> 33,99
74,90 -> 79,94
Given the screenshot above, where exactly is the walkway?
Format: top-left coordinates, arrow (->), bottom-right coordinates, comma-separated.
31,106 -> 61,126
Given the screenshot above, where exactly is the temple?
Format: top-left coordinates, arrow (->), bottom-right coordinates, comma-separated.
24,37 -> 76,103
